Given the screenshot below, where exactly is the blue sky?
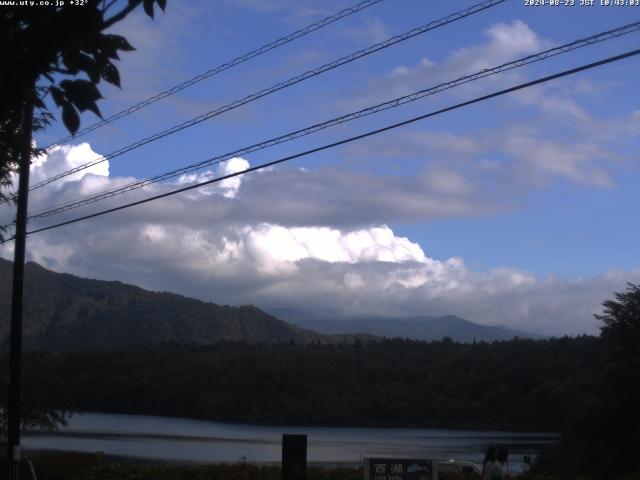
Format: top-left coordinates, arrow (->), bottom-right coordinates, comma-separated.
2,0 -> 639,335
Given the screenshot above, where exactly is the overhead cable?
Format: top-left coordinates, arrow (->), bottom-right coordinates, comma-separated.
43,0 -> 386,150
15,47 -> 639,239
25,20 -> 640,221
26,0 -> 506,192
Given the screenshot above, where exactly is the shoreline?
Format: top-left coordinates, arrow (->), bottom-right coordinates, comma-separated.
51,410 -> 562,435
24,450 -> 363,469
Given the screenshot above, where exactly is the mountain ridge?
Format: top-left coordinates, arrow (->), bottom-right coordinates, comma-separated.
1,258 -> 543,349
272,310 -> 546,342
0,258 -> 329,350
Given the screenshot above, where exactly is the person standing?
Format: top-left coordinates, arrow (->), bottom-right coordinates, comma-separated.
482,446 -> 497,480
487,447 -> 509,480
523,453 -> 531,474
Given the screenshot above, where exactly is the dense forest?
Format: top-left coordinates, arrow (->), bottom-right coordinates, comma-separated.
3,336 -> 601,432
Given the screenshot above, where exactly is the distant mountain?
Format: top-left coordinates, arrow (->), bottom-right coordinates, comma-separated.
0,259 -> 329,350
0,259 -> 542,350
273,310 -> 545,343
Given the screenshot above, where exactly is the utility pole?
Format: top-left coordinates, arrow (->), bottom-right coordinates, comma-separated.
7,97 -> 33,480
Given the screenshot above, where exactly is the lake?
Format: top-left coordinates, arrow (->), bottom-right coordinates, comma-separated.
24,413 -> 558,473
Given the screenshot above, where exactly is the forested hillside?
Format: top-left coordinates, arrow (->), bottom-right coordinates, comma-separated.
0,259 -> 324,349
1,259 -> 539,348
7,336 -> 601,432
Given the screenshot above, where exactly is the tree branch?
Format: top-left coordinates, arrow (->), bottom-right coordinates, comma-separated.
102,1 -> 142,30
102,0 -> 119,16
52,67 -> 73,74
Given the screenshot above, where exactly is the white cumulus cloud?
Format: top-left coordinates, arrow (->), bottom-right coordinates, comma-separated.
30,143 -> 108,187
348,20 -> 546,107
1,143 -> 638,337
176,156 -> 249,198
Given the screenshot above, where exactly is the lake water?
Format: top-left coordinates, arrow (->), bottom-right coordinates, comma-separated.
24,413 -> 558,473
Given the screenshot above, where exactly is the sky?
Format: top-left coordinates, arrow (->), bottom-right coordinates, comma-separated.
2,0 -> 640,336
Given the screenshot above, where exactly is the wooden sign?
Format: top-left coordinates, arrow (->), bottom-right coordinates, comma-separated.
363,458 -> 433,480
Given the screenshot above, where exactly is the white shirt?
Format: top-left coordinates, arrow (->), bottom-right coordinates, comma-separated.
483,461 -> 495,480
487,461 -> 505,480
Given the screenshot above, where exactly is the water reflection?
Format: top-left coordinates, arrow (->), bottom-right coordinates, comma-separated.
24,412 -> 558,471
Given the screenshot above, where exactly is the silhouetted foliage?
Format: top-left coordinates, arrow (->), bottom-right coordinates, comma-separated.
0,0 -> 167,430
0,352 -> 70,434
592,283 -> 640,474
2,336 -> 601,432
597,283 -> 640,353
0,0 -> 167,206
536,284 -> 640,477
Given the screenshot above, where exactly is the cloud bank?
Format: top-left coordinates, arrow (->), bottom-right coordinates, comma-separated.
2,143 -> 638,337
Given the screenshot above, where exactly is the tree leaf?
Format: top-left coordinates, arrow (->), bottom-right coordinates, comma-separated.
86,66 -> 101,84
105,34 -> 135,53
60,79 -> 103,103
60,79 -> 103,117
63,50 -> 100,81
84,101 -> 102,118
61,52 -> 81,75
101,62 -> 121,88
98,34 -> 121,60
143,0 -> 154,18
50,87 -> 65,107
61,103 -> 80,134
156,0 -> 166,12
33,96 -> 47,110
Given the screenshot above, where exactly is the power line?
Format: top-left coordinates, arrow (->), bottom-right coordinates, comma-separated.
24,20 -> 640,221
26,0 -> 505,193
43,0 -> 385,151
16,47 -> 640,240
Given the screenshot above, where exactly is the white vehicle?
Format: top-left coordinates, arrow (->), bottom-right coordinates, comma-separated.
434,459 -> 482,479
